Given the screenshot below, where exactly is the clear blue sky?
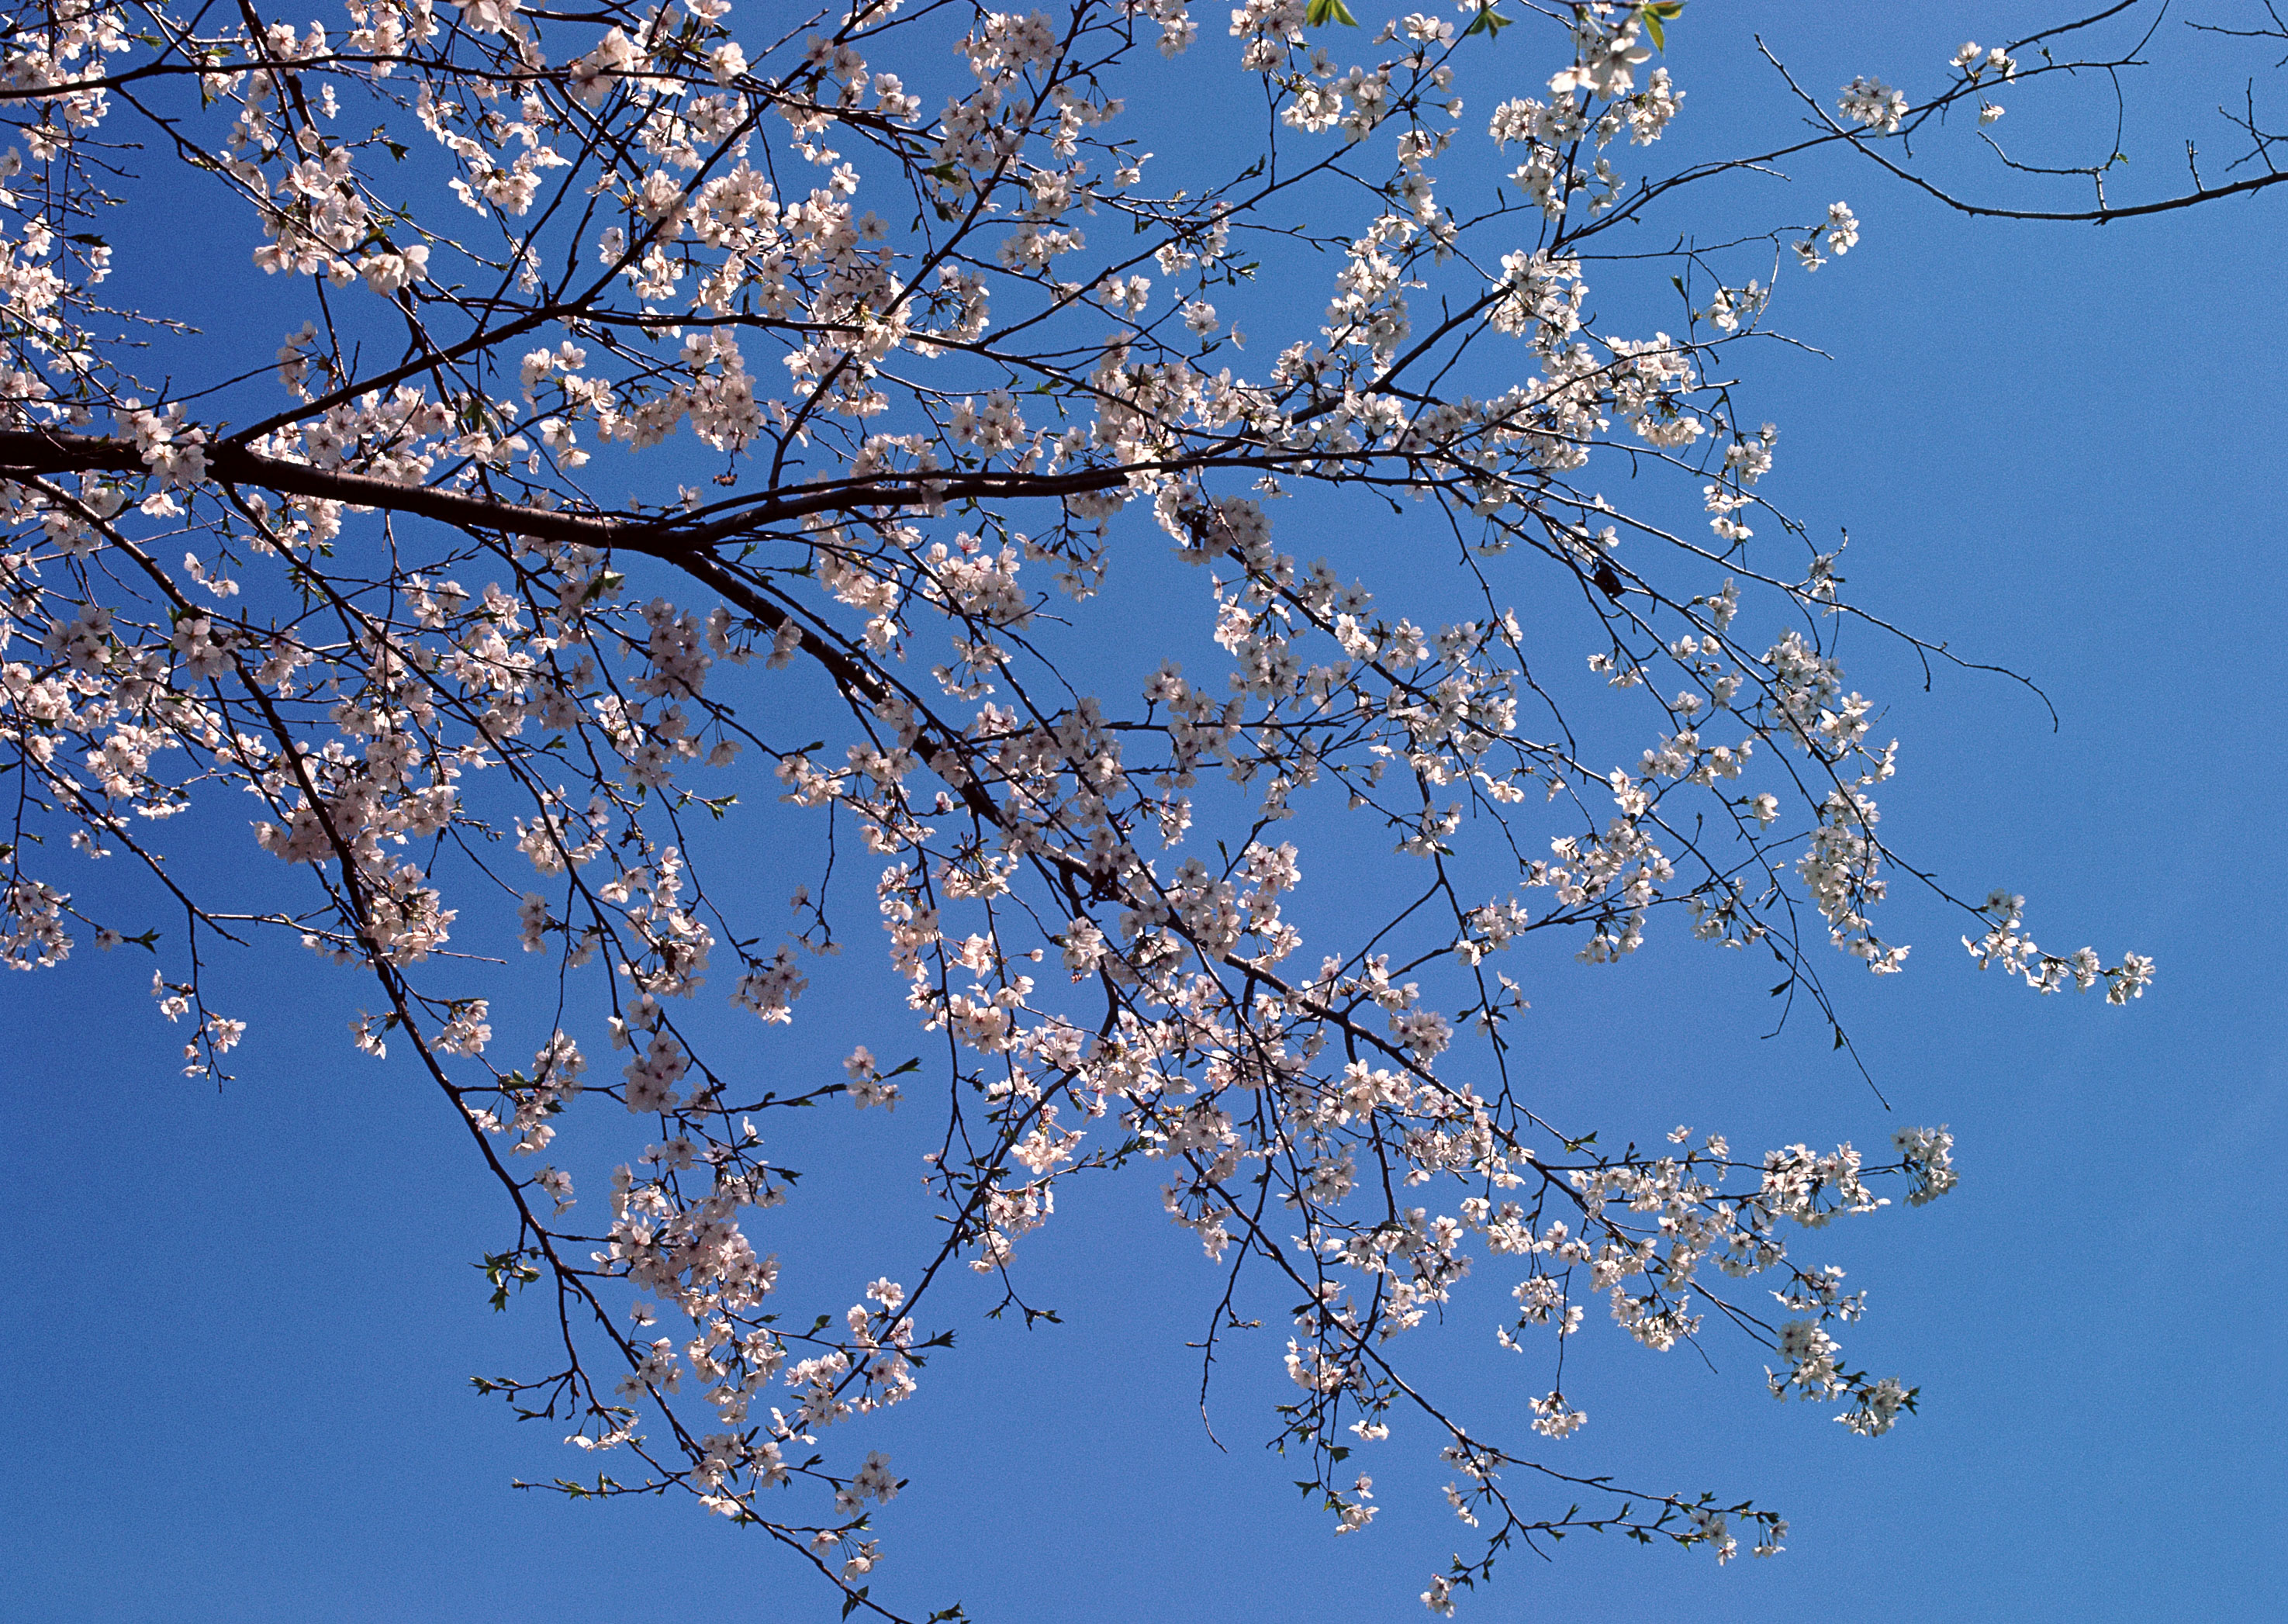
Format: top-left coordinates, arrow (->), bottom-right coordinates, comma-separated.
4,5 -> 2283,1621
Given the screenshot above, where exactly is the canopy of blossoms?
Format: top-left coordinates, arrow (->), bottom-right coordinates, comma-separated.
0,2 -> 2179,1617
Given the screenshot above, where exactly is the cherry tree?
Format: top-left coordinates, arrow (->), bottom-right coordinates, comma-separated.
8,0 -> 2243,1615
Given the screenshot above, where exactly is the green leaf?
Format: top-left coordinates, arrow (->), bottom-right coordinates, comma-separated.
1464,6 -> 1512,40
1305,0 -> 1357,26
1640,0 -> 1688,54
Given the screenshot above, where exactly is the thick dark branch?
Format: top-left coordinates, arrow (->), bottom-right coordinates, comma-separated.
0,428 -> 1149,549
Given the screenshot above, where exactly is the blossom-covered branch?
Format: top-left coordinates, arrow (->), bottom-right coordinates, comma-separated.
0,2 -> 2173,1618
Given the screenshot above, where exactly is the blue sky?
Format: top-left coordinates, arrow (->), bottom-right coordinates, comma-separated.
4,5 -> 2284,1621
